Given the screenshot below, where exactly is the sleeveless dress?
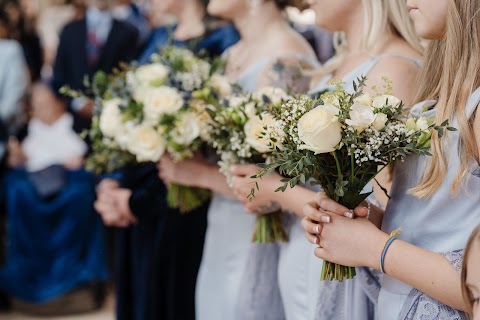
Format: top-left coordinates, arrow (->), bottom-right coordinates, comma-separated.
196,54 -> 318,320
307,54 -> 421,320
378,89 -> 480,320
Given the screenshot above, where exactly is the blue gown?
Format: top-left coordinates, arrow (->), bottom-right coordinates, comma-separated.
114,24 -> 239,320
0,168 -> 108,303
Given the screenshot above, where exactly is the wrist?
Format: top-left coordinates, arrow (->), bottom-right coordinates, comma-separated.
368,231 -> 390,270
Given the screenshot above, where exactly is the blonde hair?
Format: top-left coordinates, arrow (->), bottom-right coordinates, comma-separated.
409,0 -> 480,198
314,0 -> 423,79
461,224 -> 480,316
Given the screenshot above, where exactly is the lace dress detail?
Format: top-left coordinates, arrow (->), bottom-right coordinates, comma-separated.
397,250 -> 467,320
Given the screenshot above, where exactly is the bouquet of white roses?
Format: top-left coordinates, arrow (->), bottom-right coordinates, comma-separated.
62,46 -> 226,213
207,87 -> 292,243
251,77 -> 455,280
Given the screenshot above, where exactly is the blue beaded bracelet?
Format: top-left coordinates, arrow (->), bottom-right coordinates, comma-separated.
380,236 -> 398,274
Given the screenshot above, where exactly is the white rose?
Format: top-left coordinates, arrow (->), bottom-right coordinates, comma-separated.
245,113 -> 284,153
141,86 -> 184,123
209,74 -> 232,98
171,112 -> 201,146
125,124 -> 166,162
345,102 -> 376,133
99,98 -> 124,137
227,95 -> 257,118
255,87 -> 290,105
130,64 -> 169,88
353,93 -> 372,107
372,95 -> 401,109
372,113 -> 388,131
415,117 -> 429,131
297,103 -> 342,154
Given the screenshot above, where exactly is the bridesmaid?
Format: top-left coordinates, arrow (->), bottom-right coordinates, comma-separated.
303,0 -> 480,319
94,1 -> 239,320
157,1 -> 317,319
230,0 -> 422,319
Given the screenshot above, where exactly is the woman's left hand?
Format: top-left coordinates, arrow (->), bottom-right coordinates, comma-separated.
230,164 -> 283,214
302,197 -> 388,269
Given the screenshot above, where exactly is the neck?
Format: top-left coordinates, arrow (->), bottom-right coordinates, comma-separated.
234,3 -> 286,44
175,1 -> 206,40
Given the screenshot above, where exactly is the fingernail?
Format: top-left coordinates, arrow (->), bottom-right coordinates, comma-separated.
321,215 -> 330,223
313,237 -> 319,245
314,225 -> 320,233
344,211 -> 354,219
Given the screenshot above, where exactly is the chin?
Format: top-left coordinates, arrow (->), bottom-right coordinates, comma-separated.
207,0 -> 241,20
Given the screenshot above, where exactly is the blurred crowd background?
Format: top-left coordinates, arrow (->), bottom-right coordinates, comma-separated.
0,0 -> 333,318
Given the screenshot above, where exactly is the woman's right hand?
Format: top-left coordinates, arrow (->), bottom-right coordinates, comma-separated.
157,153 -> 210,187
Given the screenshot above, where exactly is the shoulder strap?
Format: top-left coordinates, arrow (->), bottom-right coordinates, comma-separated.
466,87 -> 480,119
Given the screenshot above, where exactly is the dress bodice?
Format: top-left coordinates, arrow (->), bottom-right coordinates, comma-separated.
310,54 -> 421,95
137,24 -> 240,64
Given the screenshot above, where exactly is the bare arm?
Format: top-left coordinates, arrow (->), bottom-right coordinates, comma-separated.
302,194 -> 467,312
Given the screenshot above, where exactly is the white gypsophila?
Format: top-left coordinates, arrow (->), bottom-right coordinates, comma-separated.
298,103 -> 342,154
99,98 -> 124,138
170,111 -> 201,146
372,113 -> 388,131
142,86 -> 184,123
254,86 -> 290,105
372,94 -> 401,109
128,64 -> 169,89
125,124 -> 166,162
209,74 -> 232,98
353,93 -> 373,107
175,60 -> 211,91
244,113 -> 284,153
345,102 -> 376,133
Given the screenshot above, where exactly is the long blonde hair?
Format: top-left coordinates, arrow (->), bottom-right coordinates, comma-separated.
461,224 -> 480,316
409,0 -> 480,198
315,0 -> 423,79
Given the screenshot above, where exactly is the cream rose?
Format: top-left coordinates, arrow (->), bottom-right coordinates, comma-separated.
345,102 -> 376,133
353,93 -> 373,107
125,124 -> 166,162
297,103 -> 342,154
171,112 -> 201,146
372,113 -> 388,131
99,98 -> 124,137
209,74 -> 232,98
372,95 -> 401,109
245,113 -> 284,153
141,86 -> 184,123
129,64 -> 169,88
415,117 -> 429,131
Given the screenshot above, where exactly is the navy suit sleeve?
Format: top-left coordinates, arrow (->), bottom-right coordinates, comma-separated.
52,27 -> 70,95
119,25 -> 140,63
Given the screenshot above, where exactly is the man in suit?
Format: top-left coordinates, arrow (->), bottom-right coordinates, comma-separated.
52,0 -> 139,132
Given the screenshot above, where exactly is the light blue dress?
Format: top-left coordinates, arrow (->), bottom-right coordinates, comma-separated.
378,89 -> 480,320
195,54 -> 318,320
307,54 -> 421,320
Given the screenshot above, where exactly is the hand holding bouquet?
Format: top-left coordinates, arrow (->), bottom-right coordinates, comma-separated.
207,87 -> 292,243
251,77 -> 455,280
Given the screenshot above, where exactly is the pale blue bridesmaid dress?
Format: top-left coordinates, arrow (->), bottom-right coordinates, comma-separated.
378,89 -> 480,320
195,54 -> 318,320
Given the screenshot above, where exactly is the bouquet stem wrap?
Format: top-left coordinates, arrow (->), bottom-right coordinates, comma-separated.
167,184 -> 211,214
252,210 -> 289,243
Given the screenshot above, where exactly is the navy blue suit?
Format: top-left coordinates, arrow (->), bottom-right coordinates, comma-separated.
52,18 -> 139,132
